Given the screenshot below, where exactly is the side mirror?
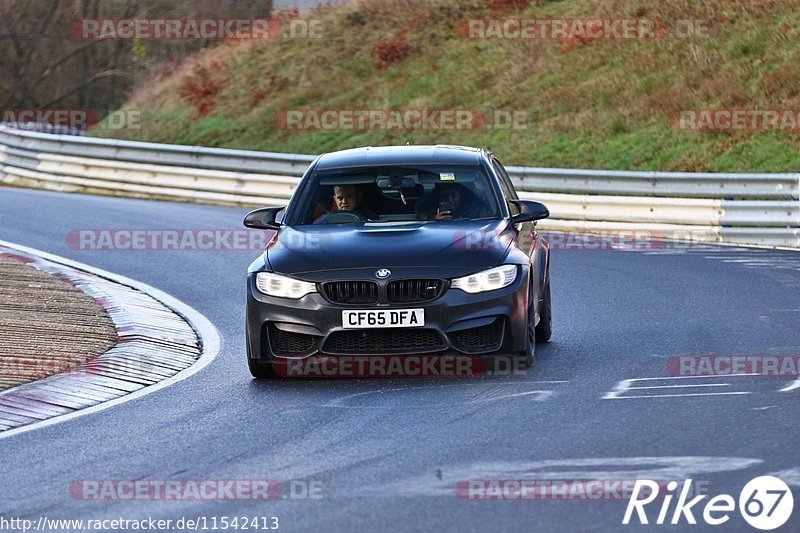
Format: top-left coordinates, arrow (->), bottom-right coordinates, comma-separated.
509,200 -> 549,224
244,207 -> 284,229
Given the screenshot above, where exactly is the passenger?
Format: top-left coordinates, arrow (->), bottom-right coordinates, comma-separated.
417,183 -> 490,220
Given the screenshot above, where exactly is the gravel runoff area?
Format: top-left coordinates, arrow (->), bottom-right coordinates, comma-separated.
0,253 -> 117,391
0,243 -> 203,433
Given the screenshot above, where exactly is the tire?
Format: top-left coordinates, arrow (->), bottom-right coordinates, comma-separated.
535,279 -> 552,343
248,357 -> 280,379
517,320 -> 535,368
489,318 -> 533,373
503,313 -> 535,370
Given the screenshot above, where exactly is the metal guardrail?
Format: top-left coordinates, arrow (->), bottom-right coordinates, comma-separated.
0,122 -> 86,137
1,125 -> 798,247
508,166 -> 799,200
0,127 -> 314,174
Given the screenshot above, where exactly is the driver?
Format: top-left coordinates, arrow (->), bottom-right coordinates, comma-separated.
333,185 -> 363,212
332,184 -> 377,219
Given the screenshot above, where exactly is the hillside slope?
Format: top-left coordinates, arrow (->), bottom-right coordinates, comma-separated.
98,0 -> 800,172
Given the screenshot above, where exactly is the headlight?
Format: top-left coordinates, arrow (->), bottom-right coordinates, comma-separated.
256,272 -> 317,299
451,265 -> 517,294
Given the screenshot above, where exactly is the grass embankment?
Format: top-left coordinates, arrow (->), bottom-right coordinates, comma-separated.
98,0 -> 800,172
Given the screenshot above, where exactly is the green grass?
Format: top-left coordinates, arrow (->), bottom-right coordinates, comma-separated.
95,0 -> 800,172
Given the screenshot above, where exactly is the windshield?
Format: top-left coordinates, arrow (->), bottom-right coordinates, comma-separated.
289,165 -> 501,225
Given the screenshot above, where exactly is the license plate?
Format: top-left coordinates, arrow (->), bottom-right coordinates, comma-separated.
342,309 -> 425,329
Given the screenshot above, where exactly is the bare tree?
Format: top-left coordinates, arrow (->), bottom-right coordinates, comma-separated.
0,0 -> 272,116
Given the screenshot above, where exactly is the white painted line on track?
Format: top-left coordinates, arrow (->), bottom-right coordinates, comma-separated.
629,373 -> 762,380
603,376 -> 757,400
390,456 -> 764,497
626,383 -> 729,390
0,239 -> 221,440
767,468 -> 800,487
467,390 -> 553,403
610,392 -> 750,399
779,378 -> 800,392
321,381 -> 568,409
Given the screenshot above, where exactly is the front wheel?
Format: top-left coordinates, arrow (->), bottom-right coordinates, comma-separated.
535,279 -> 552,343
512,319 -> 535,369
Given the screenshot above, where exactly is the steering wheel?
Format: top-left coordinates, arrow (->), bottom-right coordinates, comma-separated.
314,210 -> 368,224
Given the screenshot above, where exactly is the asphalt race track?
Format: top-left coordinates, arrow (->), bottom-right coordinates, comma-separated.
1,187 -> 798,532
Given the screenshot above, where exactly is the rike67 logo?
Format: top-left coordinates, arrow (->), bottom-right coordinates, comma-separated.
623,476 -> 794,530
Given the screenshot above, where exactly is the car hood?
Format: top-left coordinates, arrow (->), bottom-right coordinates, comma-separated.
266,219 -> 513,279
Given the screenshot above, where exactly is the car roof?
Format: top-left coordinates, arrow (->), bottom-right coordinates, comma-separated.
314,145 -> 489,170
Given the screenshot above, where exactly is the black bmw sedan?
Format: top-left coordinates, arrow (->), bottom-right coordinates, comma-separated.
244,145 -> 551,378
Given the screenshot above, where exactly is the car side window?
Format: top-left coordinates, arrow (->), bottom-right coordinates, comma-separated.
492,158 -> 519,215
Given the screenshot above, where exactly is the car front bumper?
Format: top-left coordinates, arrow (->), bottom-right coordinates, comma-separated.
245,267 -> 531,362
